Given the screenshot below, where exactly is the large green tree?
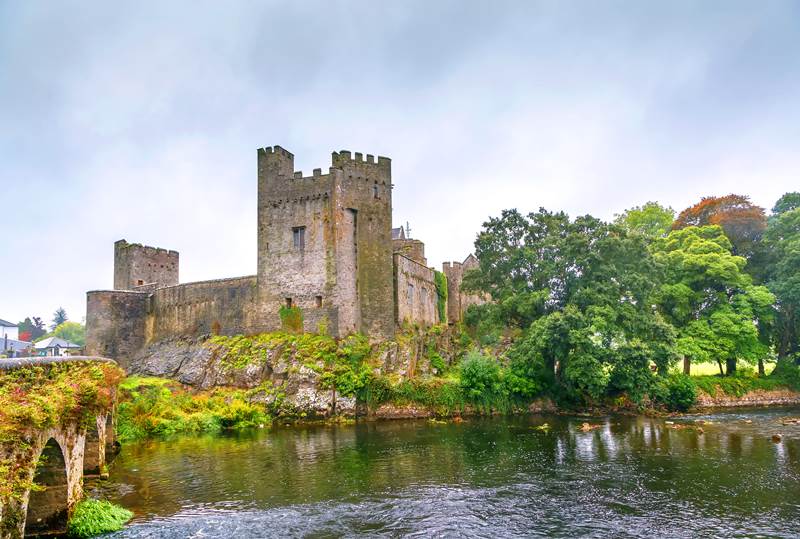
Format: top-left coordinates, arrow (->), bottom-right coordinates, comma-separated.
652,226 -> 774,375
467,209 -> 676,404
762,206 -> 800,363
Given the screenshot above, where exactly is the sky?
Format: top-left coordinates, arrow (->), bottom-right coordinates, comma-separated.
1,1 -> 799,326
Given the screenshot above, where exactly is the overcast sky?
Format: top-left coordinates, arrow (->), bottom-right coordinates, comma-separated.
1,1 -> 799,326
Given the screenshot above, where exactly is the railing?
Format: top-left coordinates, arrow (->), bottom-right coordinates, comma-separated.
0,356 -> 118,370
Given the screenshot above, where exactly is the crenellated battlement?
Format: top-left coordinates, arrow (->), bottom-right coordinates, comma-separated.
331,149 -> 391,171
257,145 -> 294,160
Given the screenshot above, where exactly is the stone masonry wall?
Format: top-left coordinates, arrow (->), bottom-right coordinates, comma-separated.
392,238 -> 426,265
113,239 -> 178,290
85,290 -> 148,369
442,254 -> 486,324
147,276 -> 259,341
394,253 -> 438,326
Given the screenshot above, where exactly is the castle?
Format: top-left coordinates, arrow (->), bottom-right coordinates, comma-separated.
86,146 -> 483,366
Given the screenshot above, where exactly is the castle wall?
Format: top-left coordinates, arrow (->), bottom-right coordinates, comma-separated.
394,254 -> 438,326
85,290 -> 148,369
147,276 -> 259,341
442,255 -> 487,324
114,240 -> 178,290
392,238 -> 426,265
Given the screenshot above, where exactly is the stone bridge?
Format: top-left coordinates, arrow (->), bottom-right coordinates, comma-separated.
0,357 -> 122,538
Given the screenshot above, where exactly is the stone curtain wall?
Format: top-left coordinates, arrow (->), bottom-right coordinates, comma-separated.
392,238 -> 427,265
113,240 -> 178,290
442,255 -> 487,324
86,291 -> 148,369
394,253 -> 438,326
148,276 -> 259,340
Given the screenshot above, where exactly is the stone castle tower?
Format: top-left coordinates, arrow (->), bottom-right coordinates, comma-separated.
256,146 -> 394,339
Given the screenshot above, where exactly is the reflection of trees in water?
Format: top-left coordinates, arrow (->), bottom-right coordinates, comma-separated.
104,414 -> 800,520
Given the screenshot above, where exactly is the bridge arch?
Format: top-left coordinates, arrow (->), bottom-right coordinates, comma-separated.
24,438 -> 69,536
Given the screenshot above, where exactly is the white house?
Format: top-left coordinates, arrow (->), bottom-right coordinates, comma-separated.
0,319 -> 19,341
34,337 -> 81,357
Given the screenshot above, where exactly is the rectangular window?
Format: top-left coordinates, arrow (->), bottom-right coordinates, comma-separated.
292,226 -> 306,250
315,295 -> 323,308
407,284 -> 414,305
137,279 -> 144,286
373,183 -> 379,199
285,298 -> 293,308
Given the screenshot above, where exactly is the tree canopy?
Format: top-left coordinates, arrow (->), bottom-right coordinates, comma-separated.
673,194 -> 766,260
614,201 -> 674,237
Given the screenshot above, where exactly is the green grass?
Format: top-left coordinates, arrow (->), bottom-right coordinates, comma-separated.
67,499 -> 133,538
669,361 -> 776,377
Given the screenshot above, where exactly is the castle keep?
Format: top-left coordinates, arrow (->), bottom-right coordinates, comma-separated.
86,146 -> 482,366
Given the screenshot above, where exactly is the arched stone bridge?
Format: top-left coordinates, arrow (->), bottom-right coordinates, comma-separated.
0,357 -> 122,538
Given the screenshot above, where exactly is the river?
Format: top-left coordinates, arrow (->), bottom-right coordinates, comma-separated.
93,407 -> 800,538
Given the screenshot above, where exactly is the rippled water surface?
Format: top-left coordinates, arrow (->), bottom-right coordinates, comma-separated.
95,408 -> 800,538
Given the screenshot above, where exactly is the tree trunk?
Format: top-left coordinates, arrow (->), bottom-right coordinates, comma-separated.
683,356 -> 691,375
725,358 -> 737,376
717,360 -> 724,376
758,357 -> 765,376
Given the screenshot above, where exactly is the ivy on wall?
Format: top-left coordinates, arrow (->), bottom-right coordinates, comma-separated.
434,270 -> 448,323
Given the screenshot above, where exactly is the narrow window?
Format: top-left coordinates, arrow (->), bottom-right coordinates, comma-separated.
407,284 -> 414,305
315,295 -> 323,308
292,226 -> 306,250
285,298 -> 293,308
373,183 -> 379,199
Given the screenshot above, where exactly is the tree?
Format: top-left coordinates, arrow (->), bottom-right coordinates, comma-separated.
771,192 -> 800,216
51,307 -> 68,330
51,321 -> 86,346
652,225 -> 774,375
614,201 -> 675,238
17,316 -> 46,341
673,194 -> 767,260
467,209 -> 677,404
762,206 -> 800,363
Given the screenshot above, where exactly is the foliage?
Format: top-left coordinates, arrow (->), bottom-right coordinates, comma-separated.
771,192 -> 800,216
459,350 -> 508,411
467,208 -> 677,405
614,201 -> 675,237
278,305 -> 304,333
434,270 -> 448,323
652,225 -> 775,374
673,194 -> 766,259
0,362 -> 123,503
653,374 -> 697,412
51,307 -> 68,331
116,376 -> 270,441
17,317 -> 46,341
363,375 -> 465,415
67,499 -> 133,538
762,206 -> 800,360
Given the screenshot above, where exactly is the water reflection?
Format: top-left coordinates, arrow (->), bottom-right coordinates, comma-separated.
97,408 -> 800,538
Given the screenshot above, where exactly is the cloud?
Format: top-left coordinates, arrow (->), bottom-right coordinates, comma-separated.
1,1 -> 799,324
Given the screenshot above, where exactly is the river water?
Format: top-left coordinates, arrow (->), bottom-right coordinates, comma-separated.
95,408 -> 800,538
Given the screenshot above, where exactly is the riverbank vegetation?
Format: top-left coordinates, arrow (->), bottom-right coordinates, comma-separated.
116,376 -> 269,441
67,499 -> 133,538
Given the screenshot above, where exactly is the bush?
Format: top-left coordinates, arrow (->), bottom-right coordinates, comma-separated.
459,350 -> 508,411
654,374 -> 697,412
68,499 -> 133,538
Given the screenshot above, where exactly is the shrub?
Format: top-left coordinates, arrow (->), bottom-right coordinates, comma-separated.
67,499 -> 133,538
459,350 -> 508,411
654,374 -> 697,412
434,270 -> 448,323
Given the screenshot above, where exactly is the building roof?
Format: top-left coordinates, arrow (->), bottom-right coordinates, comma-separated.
34,337 -> 81,350
391,227 -> 406,240
0,319 -> 16,328
2,338 -> 32,352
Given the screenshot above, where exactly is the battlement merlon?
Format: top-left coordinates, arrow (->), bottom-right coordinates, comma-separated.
257,145 -> 295,179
